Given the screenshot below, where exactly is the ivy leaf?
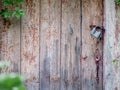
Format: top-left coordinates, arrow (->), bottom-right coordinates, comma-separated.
0,8 -> 7,17
115,0 -> 120,4
13,7 -> 24,19
112,59 -> 119,64
0,8 -> 13,18
2,0 -> 14,5
16,0 -> 23,3
0,0 -> 24,19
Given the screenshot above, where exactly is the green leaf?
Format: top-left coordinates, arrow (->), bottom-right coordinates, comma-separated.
0,8 -> 13,18
12,85 -> 26,90
14,7 -> 24,19
109,46 -> 112,49
2,0 -> 15,5
0,73 -> 25,89
115,0 -> 120,4
0,0 -> 24,19
15,7 -> 20,11
16,0 -> 23,3
112,59 -> 119,63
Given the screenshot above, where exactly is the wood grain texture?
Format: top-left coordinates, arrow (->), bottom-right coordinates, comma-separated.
0,18 -> 20,73
0,0 -> 107,90
21,0 -> 40,89
82,0 -> 103,90
104,0 -> 120,90
40,0 -> 61,90
0,2 -> 20,73
61,0 -> 81,90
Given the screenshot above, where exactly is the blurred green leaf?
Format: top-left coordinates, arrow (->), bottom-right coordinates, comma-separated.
12,85 -> 26,90
1,0 -> 23,5
115,0 -> 120,4
0,73 -> 26,90
2,0 -> 15,5
113,59 -> 119,64
14,7 -> 24,19
16,0 -> 23,3
0,0 -> 24,19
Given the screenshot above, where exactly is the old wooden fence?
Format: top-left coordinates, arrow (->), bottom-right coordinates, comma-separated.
0,0 -> 120,90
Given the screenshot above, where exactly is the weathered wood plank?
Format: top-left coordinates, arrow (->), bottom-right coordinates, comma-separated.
0,19 -> 20,72
82,0 -> 103,90
21,0 -> 40,89
0,3 -> 20,73
40,0 -> 61,90
26,82 -> 40,90
61,0 -> 81,90
104,0 -> 120,90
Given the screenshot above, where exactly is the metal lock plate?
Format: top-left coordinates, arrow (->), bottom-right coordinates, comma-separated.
90,26 -> 104,39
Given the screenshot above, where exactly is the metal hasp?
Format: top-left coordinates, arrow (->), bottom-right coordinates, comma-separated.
94,49 -> 101,83
90,25 -> 105,40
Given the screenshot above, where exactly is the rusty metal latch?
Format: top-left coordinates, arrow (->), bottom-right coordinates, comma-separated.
94,49 -> 101,83
90,25 -> 105,40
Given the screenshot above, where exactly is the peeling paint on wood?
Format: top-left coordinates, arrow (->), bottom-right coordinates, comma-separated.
0,0 -> 105,90
0,17 -> 20,73
21,0 -> 40,89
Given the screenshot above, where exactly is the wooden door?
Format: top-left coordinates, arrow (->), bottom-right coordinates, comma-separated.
40,0 -> 104,90
0,0 -> 104,90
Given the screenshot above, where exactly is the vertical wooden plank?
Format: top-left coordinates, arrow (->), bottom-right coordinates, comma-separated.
82,0 -> 103,90
21,0 -> 40,89
61,0 -> 81,90
104,0 -> 120,90
40,0 -> 61,90
7,20 -> 21,72
0,3 -> 20,73
0,19 -> 20,72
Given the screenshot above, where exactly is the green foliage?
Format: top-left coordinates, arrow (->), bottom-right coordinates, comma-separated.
0,73 -> 26,90
0,61 -> 26,90
112,59 -> 119,64
0,0 -> 24,19
115,0 -> 120,4
2,0 -> 23,5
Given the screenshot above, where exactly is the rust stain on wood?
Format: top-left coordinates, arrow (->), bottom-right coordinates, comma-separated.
62,0 -> 67,3
0,6 -> 21,72
115,4 -> 120,41
23,52 -> 36,63
82,0 -> 103,90
21,0 -> 40,89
